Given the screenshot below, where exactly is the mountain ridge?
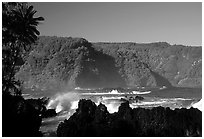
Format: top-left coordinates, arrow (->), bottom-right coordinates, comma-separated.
15,36 -> 202,91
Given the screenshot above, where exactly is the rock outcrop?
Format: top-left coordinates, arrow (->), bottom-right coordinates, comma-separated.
57,99 -> 202,137
26,97 -> 57,118
2,93 -> 43,136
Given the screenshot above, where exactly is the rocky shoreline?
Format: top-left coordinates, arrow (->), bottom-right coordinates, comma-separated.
57,99 -> 202,137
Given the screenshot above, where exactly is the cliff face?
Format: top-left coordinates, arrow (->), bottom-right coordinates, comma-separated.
16,37 -> 202,90
57,99 -> 202,137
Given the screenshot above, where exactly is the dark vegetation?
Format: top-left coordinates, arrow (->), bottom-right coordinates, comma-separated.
26,97 -> 57,118
2,94 -> 56,136
16,36 -> 93,90
93,42 -> 201,88
57,99 -> 202,137
2,94 -> 42,136
16,37 -> 201,90
2,2 -> 44,94
2,2 -> 45,136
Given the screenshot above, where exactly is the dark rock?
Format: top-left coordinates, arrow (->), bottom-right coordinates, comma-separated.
121,96 -> 144,103
94,103 -> 110,124
42,109 -> 57,118
57,99 -> 97,137
2,93 -> 42,137
57,99 -> 202,137
26,97 -> 58,118
135,96 -> 144,101
26,97 -> 49,115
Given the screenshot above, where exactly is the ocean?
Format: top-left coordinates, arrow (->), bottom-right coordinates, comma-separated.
22,86 -> 202,136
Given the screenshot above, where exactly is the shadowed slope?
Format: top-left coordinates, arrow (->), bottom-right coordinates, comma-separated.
149,70 -> 172,88
76,46 -> 126,88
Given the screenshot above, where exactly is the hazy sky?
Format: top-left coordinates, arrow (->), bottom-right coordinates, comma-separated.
31,2 -> 202,46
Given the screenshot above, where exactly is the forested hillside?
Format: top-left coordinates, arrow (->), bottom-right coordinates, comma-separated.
92,42 -> 201,87
16,36 -> 202,90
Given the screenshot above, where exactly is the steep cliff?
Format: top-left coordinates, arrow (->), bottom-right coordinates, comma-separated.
16,36 -> 202,90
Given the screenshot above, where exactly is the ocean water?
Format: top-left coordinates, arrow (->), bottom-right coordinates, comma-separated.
22,87 -> 202,136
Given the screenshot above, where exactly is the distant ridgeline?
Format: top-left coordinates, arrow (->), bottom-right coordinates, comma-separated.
16,36 -> 202,90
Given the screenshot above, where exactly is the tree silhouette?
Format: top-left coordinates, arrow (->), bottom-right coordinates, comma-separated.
2,3 -> 45,136
2,2 -> 44,94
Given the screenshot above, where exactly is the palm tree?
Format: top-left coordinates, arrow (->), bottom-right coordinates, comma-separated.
12,3 -> 44,46
2,2 -> 44,94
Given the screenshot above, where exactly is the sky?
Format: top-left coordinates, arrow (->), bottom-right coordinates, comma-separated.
31,2 -> 202,46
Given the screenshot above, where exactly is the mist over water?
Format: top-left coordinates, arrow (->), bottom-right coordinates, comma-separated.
46,92 -> 80,113
45,89 -> 201,116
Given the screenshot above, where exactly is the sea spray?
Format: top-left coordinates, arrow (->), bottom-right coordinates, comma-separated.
191,99 -> 202,111
56,103 -> 63,113
105,102 -> 120,113
46,92 -> 80,113
46,89 -> 198,115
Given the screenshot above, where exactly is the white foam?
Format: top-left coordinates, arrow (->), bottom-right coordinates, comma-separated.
131,100 -> 167,106
70,100 -> 79,110
22,93 -> 30,96
102,96 -> 124,100
56,103 -> 63,113
46,99 -> 58,109
46,92 -> 80,113
75,87 -> 92,90
82,89 -> 151,96
192,99 -> 202,111
82,89 -> 126,95
159,86 -> 167,90
104,102 -> 120,113
132,91 -> 151,95
161,98 -> 192,101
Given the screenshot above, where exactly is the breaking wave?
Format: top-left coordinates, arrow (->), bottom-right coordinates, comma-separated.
46,89 -> 200,117
46,92 -> 80,113
82,89 -> 123,95
132,91 -> 151,95
82,89 -> 151,95
191,99 -> 202,111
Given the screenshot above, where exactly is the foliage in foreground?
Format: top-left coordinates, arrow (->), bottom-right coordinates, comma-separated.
2,2 -> 44,94
2,2 -> 44,137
